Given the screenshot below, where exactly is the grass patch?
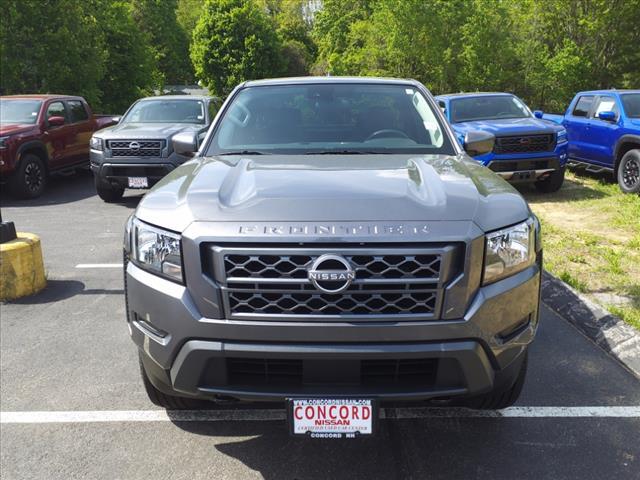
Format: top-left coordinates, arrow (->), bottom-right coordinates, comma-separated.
520,170 -> 640,331
558,271 -> 588,292
607,305 -> 640,331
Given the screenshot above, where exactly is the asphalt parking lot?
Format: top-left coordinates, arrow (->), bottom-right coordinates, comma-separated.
1,173 -> 639,480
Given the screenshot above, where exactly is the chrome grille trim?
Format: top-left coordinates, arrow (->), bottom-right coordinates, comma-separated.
207,245 -> 460,321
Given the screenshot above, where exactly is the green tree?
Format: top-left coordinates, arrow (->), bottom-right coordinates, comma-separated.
177,0 -> 206,40
131,0 -> 193,85
0,0 -> 105,106
262,0 -> 317,76
191,0 -> 284,96
95,1 -> 159,113
510,0 -> 640,111
458,0 -> 520,93
311,0 -> 376,75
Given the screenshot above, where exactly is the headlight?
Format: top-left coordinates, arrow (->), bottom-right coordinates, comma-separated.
0,136 -> 10,150
90,136 -> 103,151
131,218 -> 183,283
557,129 -> 568,143
483,219 -> 536,285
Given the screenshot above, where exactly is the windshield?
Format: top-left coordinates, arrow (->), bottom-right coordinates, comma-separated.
450,95 -> 531,123
620,93 -> 640,119
0,99 -> 42,125
122,99 -> 206,124
207,84 -> 454,155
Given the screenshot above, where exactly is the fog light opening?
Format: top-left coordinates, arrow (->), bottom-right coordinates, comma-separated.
497,314 -> 531,342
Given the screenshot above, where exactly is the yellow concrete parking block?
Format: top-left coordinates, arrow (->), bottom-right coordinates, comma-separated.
0,232 -> 46,301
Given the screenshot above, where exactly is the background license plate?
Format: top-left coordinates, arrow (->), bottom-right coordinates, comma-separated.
290,399 -> 375,438
128,177 -> 148,188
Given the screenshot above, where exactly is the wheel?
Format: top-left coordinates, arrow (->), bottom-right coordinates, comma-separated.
9,153 -> 47,198
463,350 -> 528,410
617,149 -> 640,194
94,176 -> 124,202
534,166 -> 565,193
138,352 -> 207,409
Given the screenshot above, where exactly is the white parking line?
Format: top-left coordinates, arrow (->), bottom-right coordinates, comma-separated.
75,263 -> 122,269
1,406 -> 639,424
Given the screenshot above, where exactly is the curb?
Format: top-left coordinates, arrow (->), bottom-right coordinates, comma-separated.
0,232 -> 47,301
541,271 -> 640,378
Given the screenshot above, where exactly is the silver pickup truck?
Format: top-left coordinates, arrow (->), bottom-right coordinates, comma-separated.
90,95 -> 220,202
124,77 -> 542,438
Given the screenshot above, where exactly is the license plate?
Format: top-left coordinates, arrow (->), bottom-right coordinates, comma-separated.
289,399 -> 376,438
128,177 -> 148,188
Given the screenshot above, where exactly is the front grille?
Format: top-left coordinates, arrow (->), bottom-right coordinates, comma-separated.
108,140 -> 163,157
224,253 -> 440,280
493,134 -> 555,154
208,245 -> 459,320
228,290 -> 437,315
225,357 -> 438,387
227,358 -> 303,386
103,164 -> 171,178
361,358 -> 438,386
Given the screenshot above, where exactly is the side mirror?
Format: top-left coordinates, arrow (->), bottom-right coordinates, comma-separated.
597,110 -> 616,122
47,116 -> 65,127
172,131 -> 198,157
533,110 -> 544,119
463,130 -> 495,157
112,116 -> 121,124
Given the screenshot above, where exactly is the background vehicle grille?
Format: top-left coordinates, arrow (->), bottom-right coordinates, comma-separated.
493,134 -> 555,154
208,245 -> 459,321
108,140 -> 163,157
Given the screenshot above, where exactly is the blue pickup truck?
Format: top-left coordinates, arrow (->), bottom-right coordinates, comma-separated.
538,90 -> 640,194
436,92 -> 568,192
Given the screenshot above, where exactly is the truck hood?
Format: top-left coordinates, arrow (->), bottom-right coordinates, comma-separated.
0,123 -> 37,136
452,117 -> 563,136
136,154 -> 531,233
95,122 -> 202,139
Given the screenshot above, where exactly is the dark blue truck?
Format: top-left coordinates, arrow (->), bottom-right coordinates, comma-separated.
436,93 -> 568,193
538,90 -> 640,194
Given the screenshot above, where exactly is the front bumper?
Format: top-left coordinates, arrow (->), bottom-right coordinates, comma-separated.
90,149 -> 185,188
127,248 -> 541,402
479,143 -> 569,183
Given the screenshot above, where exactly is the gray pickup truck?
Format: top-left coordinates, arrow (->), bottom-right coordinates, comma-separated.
90,95 -> 220,202
124,77 -> 542,438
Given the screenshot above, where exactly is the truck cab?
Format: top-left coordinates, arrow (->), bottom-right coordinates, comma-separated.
0,95 -> 116,198
436,92 -> 568,193
539,90 -> 640,193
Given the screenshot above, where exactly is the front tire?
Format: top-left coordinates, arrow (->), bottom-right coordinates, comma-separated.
9,153 -> 47,198
617,149 -> 640,194
94,176 -> 124,202
534,166 -> 565,193
463,350 -> 528,410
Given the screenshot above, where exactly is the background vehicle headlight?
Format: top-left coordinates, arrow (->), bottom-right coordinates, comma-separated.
557,129 -> 568,143
90,136 -> 103,151
0,136 -> 10,150
483,219 -> 536,285
131,218 -> 183,283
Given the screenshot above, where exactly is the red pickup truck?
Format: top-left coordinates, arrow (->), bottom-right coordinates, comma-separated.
0,94 -> 117,198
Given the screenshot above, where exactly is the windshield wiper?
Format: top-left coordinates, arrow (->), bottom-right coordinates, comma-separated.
304,150 -> 388,155
218,150 -> 268,156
